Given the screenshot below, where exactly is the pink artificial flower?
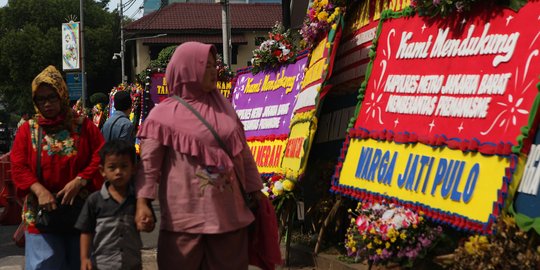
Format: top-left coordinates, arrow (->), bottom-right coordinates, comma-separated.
356,216 -> 369,233
378,223 -> 389,238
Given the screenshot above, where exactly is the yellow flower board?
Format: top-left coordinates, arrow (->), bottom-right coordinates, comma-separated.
281,118 -> 318,176
337,138 -> 510,226
248,139 -> 288,175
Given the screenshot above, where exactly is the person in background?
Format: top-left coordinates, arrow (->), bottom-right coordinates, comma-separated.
76,140 -> 142,270
134,42 -> 264,270
101,91 -> 134,142
10,65 -> 104,269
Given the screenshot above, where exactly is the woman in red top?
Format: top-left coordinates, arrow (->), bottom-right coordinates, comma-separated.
10,65 -> 104,270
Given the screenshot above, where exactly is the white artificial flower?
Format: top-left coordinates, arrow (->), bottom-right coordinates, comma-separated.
274,181 -> 284,191
282,48 -> 290,56
371,203 -> 384,211
381,209 -> 395,221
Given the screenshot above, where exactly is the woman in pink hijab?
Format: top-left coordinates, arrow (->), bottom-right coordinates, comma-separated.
135,42 -> 264,269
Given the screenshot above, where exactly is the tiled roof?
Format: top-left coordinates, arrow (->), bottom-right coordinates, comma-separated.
142,34 -> 248,45
125,3 -> 282,32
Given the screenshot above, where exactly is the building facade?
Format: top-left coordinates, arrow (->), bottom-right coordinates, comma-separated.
125,3 -> 282,78
143,0 -> 280,15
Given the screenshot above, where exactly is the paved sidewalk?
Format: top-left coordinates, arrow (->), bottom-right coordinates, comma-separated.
1,201 -> 365,270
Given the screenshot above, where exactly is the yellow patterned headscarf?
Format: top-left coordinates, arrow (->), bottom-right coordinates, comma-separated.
31,65 -> 70,113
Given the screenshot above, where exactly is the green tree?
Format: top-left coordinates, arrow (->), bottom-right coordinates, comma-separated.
0,0 -> 120,115
137,45 -> 177,82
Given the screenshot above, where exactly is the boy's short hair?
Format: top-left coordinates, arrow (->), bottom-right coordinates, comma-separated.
99,139 -> 136,165
114,91 -> 132,111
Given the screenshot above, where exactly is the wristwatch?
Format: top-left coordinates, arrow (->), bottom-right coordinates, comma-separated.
76,176 -> 88,187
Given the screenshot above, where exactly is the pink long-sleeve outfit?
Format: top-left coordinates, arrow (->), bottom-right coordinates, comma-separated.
136,137 -> 262,233
136,42 -> 263,270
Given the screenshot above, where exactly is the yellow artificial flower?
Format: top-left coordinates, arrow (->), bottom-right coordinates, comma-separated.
282,179 -> 295,191
326,15 -> 334,24
385,242 -> 391,249
400,232 -> 407,240
317,11 -> 328,21
464,235 -> 490,255
367,243 -> 373,249
331,24 -> 337,30
272,186 -> 284,196
376,249 -> 382,255
319,0 -> 328,6
387,228 -> 397,238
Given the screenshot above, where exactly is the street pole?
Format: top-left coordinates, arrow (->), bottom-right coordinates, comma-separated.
219,0 -> 231,67
120,0 -> 126,84
114,34 -> 167,79
282,0 -> 291,29
79,0 -> 86,106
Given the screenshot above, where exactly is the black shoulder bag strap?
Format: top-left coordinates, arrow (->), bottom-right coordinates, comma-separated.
36,126 -> 43,180
171,95 -> 252,206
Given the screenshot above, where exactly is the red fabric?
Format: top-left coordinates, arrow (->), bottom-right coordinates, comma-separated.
36,114 -> 65,128
10,118 -> 104,196
249,197 -> 282,270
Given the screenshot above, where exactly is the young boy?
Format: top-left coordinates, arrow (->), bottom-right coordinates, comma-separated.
75,140 -> 142,270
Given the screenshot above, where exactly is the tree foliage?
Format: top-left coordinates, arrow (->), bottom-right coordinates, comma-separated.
0,0 -> 121,115
137,45 -> 177,82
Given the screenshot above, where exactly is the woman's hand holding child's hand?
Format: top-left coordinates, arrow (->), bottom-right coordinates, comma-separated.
136,198 -> 155,232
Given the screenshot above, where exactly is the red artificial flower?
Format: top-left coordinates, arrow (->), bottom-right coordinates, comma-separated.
270,175 -> 283,182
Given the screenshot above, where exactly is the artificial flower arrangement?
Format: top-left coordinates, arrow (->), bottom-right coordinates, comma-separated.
262,174 -> 296,200
216,54 -> 234,82
443,214 -> 540,269
250,22 -> 300,74
300,0 -> 344,48
345,201 -> 442,268
91,103 -> 107,129
411,0 -> 527,17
